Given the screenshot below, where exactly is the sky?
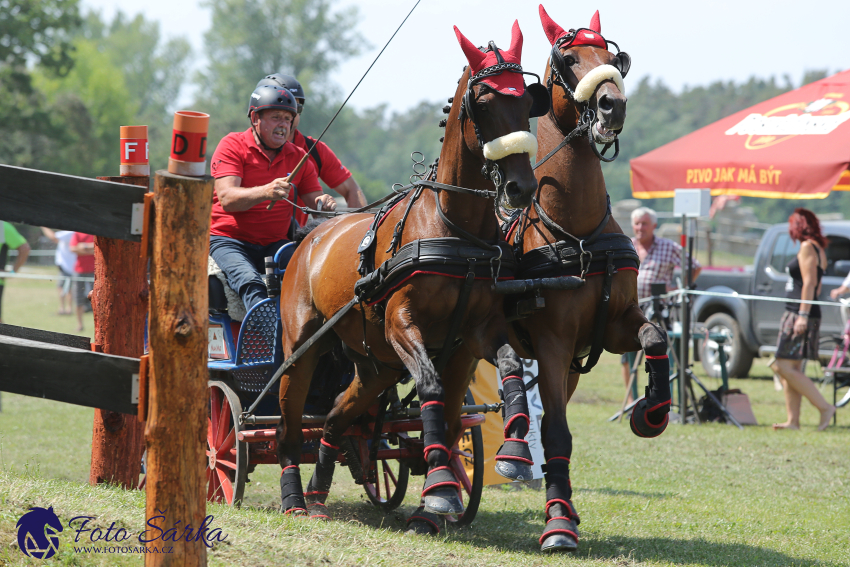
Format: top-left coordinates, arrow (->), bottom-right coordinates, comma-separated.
82,0 -> 850,114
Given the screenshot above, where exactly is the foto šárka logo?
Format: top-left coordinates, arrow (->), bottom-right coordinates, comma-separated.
15,507 -> 228,558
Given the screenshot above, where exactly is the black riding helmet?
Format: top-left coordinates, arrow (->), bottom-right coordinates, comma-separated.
255,73 -> 306,102
247,85 -> 299,118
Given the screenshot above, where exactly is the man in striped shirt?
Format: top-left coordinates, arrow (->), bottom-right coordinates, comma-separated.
622,207 -> 701,401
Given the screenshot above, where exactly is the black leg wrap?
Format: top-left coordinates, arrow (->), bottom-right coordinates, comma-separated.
420,402 -> 449,467
305,439 -> 338,505
500,376 -> 530,438
630,355 -> 671,438
406,506 -> 444,535
495,374 -> 533,481
280,465 -> 307,514
419,400 -> 463,515
541,457 -> 580,552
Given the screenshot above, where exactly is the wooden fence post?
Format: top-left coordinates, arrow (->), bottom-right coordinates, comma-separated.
145,170 -> 212,567
89,174 -> 149,489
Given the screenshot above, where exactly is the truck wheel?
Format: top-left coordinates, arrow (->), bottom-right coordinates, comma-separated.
700,312 -> 754,378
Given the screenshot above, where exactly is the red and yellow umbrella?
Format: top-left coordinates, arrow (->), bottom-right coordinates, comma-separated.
631,69 -> 850,200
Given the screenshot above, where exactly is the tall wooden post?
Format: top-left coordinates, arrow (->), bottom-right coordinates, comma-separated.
89,175 -> 150,488
145,170 -> 212,566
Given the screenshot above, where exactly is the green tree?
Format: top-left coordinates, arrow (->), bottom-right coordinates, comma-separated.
195,0 -> 366,147
0,0 -> 81,167
31,10 -> 192,177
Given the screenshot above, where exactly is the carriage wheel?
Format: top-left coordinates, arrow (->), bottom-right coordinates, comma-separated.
363,450 -> 410,510
206,381 -> 248,506
448,390 -> 484,526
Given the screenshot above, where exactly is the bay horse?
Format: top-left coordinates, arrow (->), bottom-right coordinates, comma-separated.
274,21 -> 549,528
503,6 -> 671,552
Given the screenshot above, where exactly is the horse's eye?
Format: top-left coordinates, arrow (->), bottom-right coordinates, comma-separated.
476,100 -> 488,112
563,55 -> 577,66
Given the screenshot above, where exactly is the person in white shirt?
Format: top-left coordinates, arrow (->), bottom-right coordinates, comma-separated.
41,227 -> 77,315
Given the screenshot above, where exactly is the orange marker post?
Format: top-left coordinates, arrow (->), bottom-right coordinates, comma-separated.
168,111 -> 210,177
120,125 -> 149,177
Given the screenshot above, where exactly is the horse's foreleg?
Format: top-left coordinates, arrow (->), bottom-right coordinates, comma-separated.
605,303 -> 671,438
492,343 -> 535,481
306,360 -> 399,519
535,336 -> 580,553
276,312 -> 328,516
388,313 -> 463,517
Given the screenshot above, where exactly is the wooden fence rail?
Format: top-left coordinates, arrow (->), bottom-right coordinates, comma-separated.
0,164 -> 147,241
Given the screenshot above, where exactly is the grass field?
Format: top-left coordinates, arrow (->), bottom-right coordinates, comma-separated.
1,269 -> 848,566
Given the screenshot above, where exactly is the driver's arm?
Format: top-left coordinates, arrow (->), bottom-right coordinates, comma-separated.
331,176 -> 367,208
215,176 -> 293,212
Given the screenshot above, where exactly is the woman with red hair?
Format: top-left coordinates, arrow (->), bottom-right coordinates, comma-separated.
770,208 -> 836,430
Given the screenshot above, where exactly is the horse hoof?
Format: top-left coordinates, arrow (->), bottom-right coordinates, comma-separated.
495,460 -> 533,482
307,502 -> 331,521
405,520 -> 439,536
423,489 -> 464,515
541,533 -> 578,553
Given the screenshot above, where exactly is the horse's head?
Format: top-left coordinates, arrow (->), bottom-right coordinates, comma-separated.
539,5 -> 629,144
451,21 -> 546,209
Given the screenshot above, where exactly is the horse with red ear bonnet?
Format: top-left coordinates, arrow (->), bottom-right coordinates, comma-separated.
273,20 -> 547,532
502,5 -> 671,552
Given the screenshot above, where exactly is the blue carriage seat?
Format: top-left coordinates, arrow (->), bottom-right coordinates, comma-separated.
208,242 -> 297,395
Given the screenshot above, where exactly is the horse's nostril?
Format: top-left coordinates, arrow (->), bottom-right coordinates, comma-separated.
598,94 -> 613,113
504,181 -> 519,197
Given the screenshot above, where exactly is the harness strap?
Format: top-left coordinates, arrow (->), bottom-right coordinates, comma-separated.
531,109 -> 594,170
246,295 -> 360,415
433,191 -> 502,262
417,179 -> 497,199
433,260 -> 477,377
532,194 -> 611,248
571,252 -> 615,374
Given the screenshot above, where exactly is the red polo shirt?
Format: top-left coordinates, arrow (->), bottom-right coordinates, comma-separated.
210,129 -> 322,245
70,233 -> 95,273
290,130 -> 352,225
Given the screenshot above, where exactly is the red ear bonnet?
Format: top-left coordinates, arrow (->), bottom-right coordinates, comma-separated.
538,5 -> 608,50
454,20 -> 526,97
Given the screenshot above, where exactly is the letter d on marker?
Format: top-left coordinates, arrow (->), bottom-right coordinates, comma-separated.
168,110 -> 209,177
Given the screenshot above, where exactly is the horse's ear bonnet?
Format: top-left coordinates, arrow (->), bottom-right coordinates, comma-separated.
539,5 -> 630,80
454,21 -> 549,119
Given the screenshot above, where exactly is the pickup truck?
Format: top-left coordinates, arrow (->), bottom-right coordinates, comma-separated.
693,221 -> 850,378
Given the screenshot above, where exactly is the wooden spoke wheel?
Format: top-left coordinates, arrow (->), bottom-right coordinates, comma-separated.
206,380 -> 248,506
448,390 -> 484,526
363,450 -> 410,511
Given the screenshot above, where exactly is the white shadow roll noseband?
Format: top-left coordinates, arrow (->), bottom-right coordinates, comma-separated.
482,131 -> 538,161
573,64 -> 625,103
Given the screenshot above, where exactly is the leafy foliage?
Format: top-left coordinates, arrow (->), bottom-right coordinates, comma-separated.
195,0 -> 366,145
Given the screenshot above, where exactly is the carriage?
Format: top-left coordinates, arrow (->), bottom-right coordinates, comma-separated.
203,241 -> 490,524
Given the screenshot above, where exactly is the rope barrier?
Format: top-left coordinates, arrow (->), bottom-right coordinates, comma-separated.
637,287 -> 847,308
0,271 -> 95,283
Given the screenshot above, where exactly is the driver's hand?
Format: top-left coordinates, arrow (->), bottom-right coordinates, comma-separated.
831,288 -> 845,300
268,178 -> 291,202
315,194 -> 337,211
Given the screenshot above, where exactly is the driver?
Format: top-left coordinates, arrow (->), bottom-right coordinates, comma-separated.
256,73 -> 367,225
209,85 -> 337,310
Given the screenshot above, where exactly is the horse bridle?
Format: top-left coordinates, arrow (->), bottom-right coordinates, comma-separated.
459,41 -> 549,212
535,29 -> 631,167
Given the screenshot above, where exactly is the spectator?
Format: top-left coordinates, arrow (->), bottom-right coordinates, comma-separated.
770,208 -> 836,430
621,207 -> 702,402
41,227 -> 77,315
69,233 -> 95,332
0,221 -> 31,324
